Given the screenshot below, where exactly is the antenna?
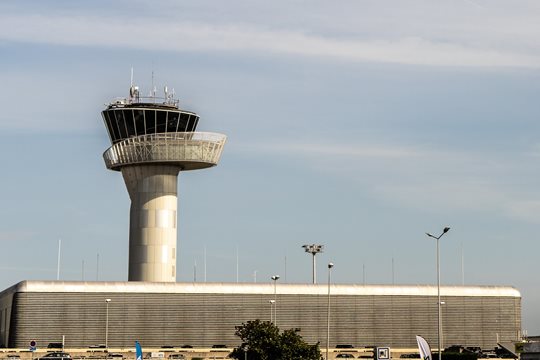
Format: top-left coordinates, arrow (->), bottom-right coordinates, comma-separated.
151,70 -> 155,101
57,238 -> 61,281
236,245 -> 239,283
131,67 -> 134,87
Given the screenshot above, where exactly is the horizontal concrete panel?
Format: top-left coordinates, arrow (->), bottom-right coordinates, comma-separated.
4,288 -> 520,349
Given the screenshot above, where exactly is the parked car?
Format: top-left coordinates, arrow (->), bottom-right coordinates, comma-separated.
47,343 -> 63,349
39,352 -> 72,360
168,355 -> 185,360
336,354 -> 355,359
107,354 -> 125,359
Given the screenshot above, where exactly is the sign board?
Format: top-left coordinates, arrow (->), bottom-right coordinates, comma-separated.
150,352 -> 165,359
376,347 -> 390,360
29,340 -> 37,352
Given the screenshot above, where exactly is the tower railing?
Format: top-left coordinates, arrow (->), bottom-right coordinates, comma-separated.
103,132 -> 226,170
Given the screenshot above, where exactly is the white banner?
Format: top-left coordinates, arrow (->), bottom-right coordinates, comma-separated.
416,335 -> 432,360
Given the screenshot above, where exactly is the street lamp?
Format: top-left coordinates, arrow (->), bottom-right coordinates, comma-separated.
271,275 -> 280,325
326,262 -> 334,360
269,300 -> 275,322
105,298 -> 111,349
426,227 -> 450,360
302,244 -> 324,284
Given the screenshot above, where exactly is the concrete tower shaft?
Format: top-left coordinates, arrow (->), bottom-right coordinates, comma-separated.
101,86 -> 226,282
122,165 -> 180,282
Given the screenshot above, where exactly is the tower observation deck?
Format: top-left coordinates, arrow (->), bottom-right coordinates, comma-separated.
101,84 -> 226,282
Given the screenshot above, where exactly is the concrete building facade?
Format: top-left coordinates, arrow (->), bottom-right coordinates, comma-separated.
0,281 -> 521,350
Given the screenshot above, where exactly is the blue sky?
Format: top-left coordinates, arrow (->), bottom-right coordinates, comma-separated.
1,0 -> 540,334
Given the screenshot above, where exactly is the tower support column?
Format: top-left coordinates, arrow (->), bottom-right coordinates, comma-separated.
121,165 -> 181,282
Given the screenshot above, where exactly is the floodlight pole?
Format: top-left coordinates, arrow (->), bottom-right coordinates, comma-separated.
302,244 -> 324,284
105,298 -> 111,350
326,262 -> 334,360
271,275 -> 280,325
426,227 -> 450,360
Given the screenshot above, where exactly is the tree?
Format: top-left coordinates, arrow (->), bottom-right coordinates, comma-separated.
229,319 -> 322,360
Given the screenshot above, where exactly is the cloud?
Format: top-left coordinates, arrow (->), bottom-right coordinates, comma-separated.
1,13 -> 539,68
506,200 -> 540,224
240,138 -> 540,223
0,231 -> 35,242
241,141 -> 421,159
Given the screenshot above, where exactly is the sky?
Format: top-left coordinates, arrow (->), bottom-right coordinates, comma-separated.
0,0 -> 539,334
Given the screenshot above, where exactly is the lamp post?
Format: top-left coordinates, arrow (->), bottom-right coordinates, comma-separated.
105,298 -> 111,349
271,275 -> 280,325
302,244 -> 324,284
326,262 -> 334,360
426,227 -> 450,360
269,300 -> 275,322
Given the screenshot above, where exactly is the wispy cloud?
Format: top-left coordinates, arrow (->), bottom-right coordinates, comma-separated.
242,141 -> 421,159
0,230 -> 35,242
0,13 -> 539,68
241,138 -> 540,223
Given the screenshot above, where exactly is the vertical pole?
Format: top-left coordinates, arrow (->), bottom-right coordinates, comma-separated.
326,263 -> 333,360
57,239 -> 61,281
274,280 -> 277,326
313,254 -> 317,284
437,237 -> 441,360
461,243 -> 464,286
284,255 -> 287,283
392,257 -> 395,285
105,299 -> 111,349
363,264 -> 365,285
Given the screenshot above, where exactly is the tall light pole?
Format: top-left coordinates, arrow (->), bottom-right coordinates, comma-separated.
269,300 -> 275,322
326,262 -> 334,360
426,227 -> 450,360
105,298 -> 111,349
302,244 -> 324,284
271,275 -> 280,325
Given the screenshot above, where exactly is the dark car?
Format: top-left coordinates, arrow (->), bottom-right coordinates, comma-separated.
336,354 -> 355,359
107,354 -> 125,359
47,343 -> 63,349
39,352 -> 72,360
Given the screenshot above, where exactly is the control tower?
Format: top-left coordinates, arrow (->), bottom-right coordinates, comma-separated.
101,84 -> 226,282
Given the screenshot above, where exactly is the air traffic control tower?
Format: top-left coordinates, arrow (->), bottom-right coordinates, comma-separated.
101,84 -> 226,282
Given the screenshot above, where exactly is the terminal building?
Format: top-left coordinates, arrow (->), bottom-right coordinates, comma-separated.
0,281 -> 521,349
